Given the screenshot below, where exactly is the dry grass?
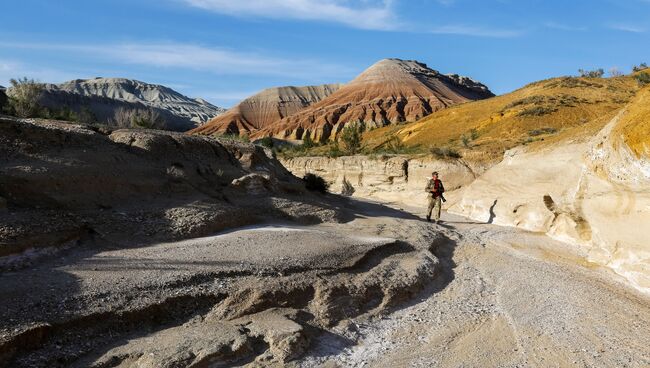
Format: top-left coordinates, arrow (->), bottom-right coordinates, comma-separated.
363,75 -> 641,163
615,85 -> 650,158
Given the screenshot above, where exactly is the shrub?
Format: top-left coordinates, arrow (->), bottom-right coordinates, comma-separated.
109,107 -> 165,129
517,106 -> 556,117
632,63 -> 648,73
461,135 -> 471,148
341,177 -> 355,196
634,72 -> 650,86
340,123 -> 363,155
258,136 -> 274,148
470,128 -> 480,140
6,77 -> 44,118
503,95 -> 546,110
45,105 -> 77,121
430,146 -> 462,159
303,173 -> 329,193
302,134 -> 315,149
578,68 -> 605,78
77,106 -> 96,124
528,127 -> 558,136
214,133 -> 253,143
608,67 -> 623,77
327,143 -> 343,158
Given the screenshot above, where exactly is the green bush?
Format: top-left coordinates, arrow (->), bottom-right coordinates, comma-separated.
340,123 -> 363,155
258,136 -> 274,148
461,135 -> 471,148
634,72 -> 650,86
6,77 -> 44,118
327,143 -> 343,158
578,68 -> 605,78
302,134 -> 315,149
303,173 -> 329,193
470,128 -> 480,140
632,63 -> 648,73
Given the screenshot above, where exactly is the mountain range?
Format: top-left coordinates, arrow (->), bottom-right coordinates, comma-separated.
38,78 -> 226,131
191,83 -> 342,136
194,58 -> 493,141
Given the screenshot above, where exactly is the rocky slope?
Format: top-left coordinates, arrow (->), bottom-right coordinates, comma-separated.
39,78 -> 225,131
255,58 -> 494,142
191,84 -> 342,137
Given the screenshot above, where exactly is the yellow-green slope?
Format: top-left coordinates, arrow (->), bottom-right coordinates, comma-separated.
364,75 -> 641,161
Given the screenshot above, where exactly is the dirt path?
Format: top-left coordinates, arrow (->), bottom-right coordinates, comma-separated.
296,205 -> 650,368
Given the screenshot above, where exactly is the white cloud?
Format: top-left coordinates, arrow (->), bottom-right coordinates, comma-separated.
544,22 -> 587,31
608,23 -> 646,33
181,0 -> 397,30
429,25 -> 524,38
0,41 -> 353,80
179,0 -> 525,38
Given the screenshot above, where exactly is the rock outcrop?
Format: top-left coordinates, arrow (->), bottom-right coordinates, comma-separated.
0,115 -> 341,258
38,78 -> 225,131
281,155 -> 485,206
450,105 -> 650,293
191,84 -> 342,137
256,59 -> 494,141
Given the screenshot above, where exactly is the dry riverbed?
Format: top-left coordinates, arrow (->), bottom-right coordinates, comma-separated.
1,199 -> 648,367
295,204 -> 650,368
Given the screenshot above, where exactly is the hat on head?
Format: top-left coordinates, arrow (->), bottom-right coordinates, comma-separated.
432,171 -> 439,175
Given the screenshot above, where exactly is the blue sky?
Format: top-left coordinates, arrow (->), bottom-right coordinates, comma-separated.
1,0 -> 649,107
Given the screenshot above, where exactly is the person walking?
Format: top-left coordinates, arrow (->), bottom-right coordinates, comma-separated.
425,171 -> 445,223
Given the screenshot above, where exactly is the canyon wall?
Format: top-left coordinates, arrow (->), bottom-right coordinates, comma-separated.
281,155 -> 484,207
280,113 -> 650,294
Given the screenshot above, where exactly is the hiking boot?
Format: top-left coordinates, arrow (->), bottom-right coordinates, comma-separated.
426,216 -> 431,222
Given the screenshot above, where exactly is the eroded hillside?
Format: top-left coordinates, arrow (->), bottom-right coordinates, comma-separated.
364,74 -> 640,162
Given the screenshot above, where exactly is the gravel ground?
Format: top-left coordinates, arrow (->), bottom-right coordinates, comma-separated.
296,207 -> 650,368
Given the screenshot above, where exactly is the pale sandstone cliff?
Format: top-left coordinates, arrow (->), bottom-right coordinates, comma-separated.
449,109 -> 650,293
281,155 -> 486,207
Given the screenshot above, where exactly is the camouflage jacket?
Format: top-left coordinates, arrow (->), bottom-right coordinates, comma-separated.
424,178 -> 445,198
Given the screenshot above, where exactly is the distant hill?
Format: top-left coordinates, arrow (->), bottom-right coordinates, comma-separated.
191,83 -> 342,137
38,78 -> 225,131
363,73 -> 642,162
255,58 -> 494,141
